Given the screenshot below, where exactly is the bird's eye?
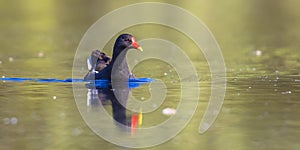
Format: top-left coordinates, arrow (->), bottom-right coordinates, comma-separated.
124,38 -> 132,44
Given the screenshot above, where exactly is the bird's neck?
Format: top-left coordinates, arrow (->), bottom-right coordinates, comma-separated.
110,47 -> 129,71
111,47 -> 128,64
110,48 -> 130,82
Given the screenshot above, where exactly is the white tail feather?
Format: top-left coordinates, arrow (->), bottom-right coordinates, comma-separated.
87,56 -> 92,71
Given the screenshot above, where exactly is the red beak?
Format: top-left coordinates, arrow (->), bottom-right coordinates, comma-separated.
131,37 -> 143,51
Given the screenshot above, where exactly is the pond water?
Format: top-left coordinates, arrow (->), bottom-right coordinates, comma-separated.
0,1 -> 300,150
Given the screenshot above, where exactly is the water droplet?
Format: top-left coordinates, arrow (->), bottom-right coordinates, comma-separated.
255,50 -> 262,56
162,108 -> 176,116
8,57 -> 14,62
281,91 -> 292,94
10,117 -> 18,125
38,52 -> 44,58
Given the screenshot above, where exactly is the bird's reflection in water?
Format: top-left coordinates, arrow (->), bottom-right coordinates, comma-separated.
86,82 -> 133,127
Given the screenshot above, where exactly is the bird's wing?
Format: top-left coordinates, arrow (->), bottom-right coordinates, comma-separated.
87,50 -> 111,71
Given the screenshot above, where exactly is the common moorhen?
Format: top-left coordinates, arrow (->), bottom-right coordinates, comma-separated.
84,34 -> 143,81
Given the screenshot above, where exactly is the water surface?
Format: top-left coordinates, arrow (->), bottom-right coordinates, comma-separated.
0,1 -> 300,150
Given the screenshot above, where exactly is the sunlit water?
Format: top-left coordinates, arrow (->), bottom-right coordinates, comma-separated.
1,52 -> 299,150
1,1 -> 300,150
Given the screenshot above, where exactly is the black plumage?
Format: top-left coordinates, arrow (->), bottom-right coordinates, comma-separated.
84,34 -> 142,81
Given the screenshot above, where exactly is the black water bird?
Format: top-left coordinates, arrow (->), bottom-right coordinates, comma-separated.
84,34 -> 142,81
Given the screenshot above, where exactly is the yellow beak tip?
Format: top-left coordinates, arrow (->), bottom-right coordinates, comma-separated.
137,47 -> 143,52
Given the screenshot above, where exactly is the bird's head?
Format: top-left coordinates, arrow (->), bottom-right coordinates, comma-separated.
114,34 -> 143,52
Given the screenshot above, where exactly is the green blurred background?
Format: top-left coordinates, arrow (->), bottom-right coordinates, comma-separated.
0,0 -> 299,150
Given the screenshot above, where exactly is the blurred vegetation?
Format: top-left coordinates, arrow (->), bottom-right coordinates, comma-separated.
0,0 -> 299,77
